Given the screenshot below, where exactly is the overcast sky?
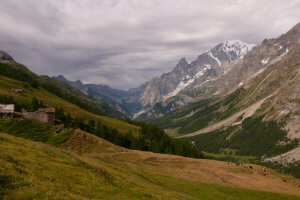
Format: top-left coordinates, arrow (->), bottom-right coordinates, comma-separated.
0,0 -> 299,90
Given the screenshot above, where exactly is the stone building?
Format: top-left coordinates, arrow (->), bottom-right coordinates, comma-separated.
0,104 -> 14,118
11,89 -> 24,94
22,108 -> 55,125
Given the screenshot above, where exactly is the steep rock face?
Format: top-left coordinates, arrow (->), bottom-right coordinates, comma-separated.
138,40 -> 256,107
0,50 -> 13,63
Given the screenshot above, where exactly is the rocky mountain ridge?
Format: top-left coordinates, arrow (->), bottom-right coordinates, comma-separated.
138,40 -> 256,107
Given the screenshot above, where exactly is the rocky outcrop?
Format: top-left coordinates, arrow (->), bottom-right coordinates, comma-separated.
0,50 -> 13,63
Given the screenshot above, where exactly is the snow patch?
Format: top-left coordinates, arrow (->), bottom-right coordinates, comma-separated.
162,64 -> 211,100
261,57 -> 269,65
274,43 -> 283,50
248,68 -> 267,80
133,109 -> 148,119
194,69 -> 205,78
270,48 -> 289,64
213,90 -> 220,95
163,79 -> 194,100
208,51 -> 221,66
199,79 -> 210,85
222,40 -> 256,57
280,110 -> 290,116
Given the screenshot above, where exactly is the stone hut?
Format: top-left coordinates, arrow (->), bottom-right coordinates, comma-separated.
0,104 -> 14,118
22,108 -> 55,125
11,89 -> 24,94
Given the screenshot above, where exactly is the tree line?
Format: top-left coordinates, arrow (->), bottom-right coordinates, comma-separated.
55,107 -> 204,158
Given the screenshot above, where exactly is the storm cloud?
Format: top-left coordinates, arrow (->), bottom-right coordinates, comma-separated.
0,0 -> 299,89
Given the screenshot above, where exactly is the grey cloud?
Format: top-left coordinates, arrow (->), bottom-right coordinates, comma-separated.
0,0 -> 300,89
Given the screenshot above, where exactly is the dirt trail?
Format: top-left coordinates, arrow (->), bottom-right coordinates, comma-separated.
247,70 -> 275,99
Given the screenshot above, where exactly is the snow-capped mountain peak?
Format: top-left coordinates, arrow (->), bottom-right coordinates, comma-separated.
138,40 -> 256,107
221,40 -> 256,57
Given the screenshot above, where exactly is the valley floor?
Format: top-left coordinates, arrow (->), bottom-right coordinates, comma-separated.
1,130 -> 299,200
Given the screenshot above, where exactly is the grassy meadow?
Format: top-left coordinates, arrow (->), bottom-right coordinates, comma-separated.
0,130 -> 299,200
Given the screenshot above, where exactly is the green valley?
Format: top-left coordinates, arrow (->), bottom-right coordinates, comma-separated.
0,128 -> 299,199
0,8 -> 299,199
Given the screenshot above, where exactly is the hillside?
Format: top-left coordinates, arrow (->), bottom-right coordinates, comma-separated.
140,23 -> 300,163
0,51 -> 145,136
1,129 -> 300,199
0,69 -> 137,134
0,55 -> 125,119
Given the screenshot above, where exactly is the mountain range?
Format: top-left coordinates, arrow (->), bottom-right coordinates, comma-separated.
54,23 -> 300,163
137,23 -> 300,120
54,40 -> 256,118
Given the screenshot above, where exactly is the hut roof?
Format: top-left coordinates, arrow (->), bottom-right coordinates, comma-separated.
38,108 -> 55,113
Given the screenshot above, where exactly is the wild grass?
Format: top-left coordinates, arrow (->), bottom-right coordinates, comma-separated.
1,132 -> 299,200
